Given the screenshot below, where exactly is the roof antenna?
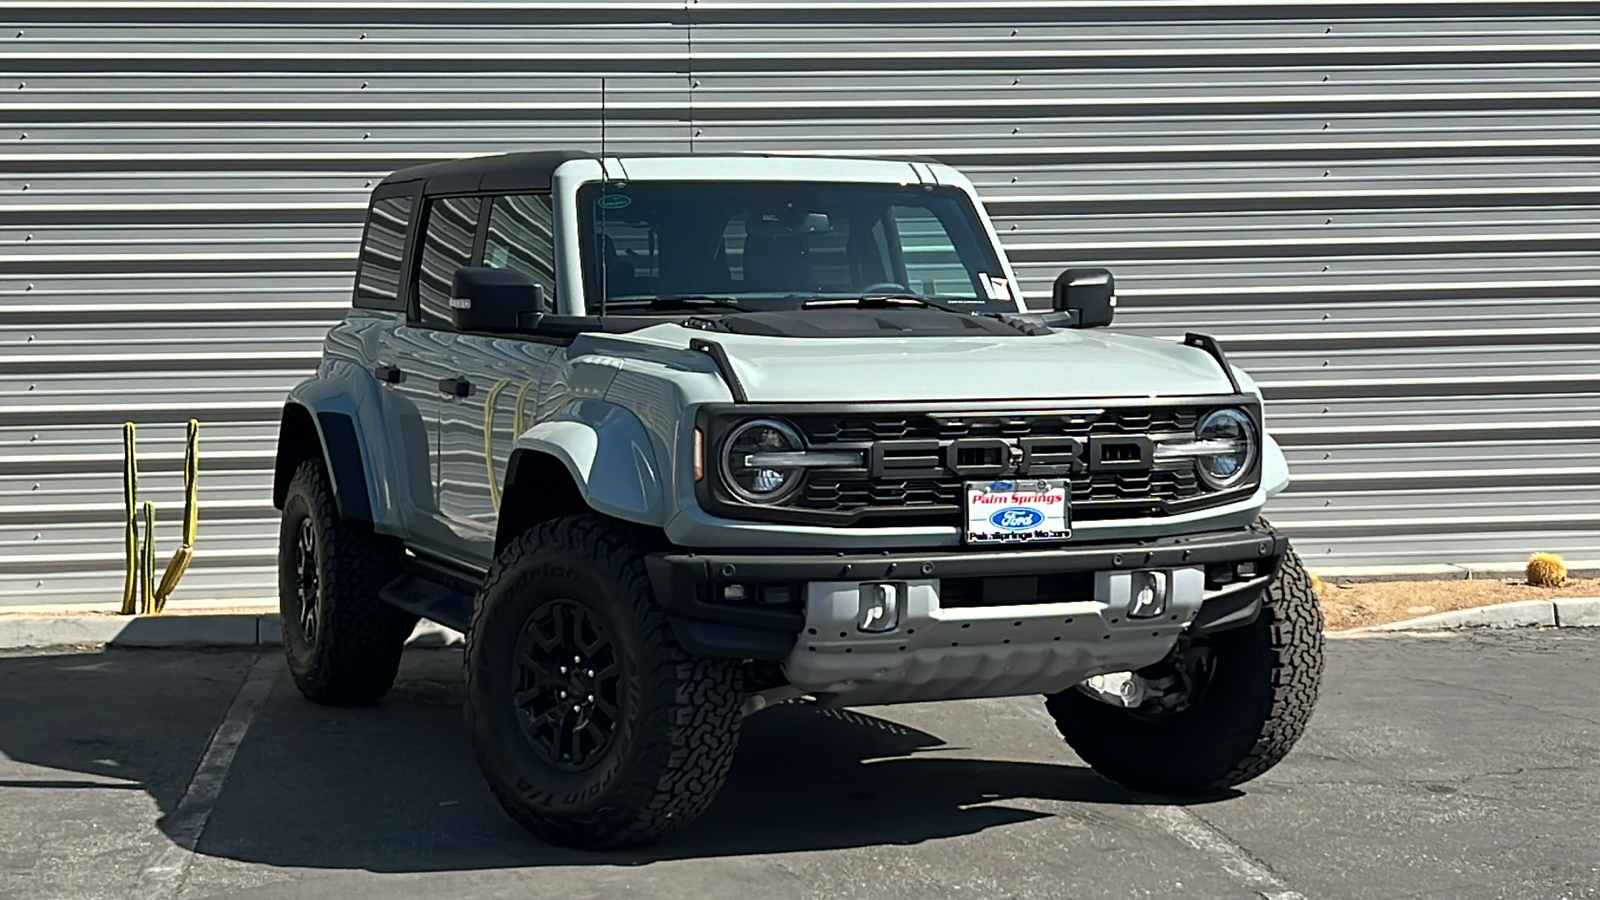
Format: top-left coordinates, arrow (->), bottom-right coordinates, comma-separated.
598,76 -> 609,325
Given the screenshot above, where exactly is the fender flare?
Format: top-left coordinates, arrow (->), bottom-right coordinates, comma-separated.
509,399 -> 666,527
1262,433 -> 1290,498
275,361 -> 398,525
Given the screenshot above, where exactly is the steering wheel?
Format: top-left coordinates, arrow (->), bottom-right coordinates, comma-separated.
860,282 -> 913,295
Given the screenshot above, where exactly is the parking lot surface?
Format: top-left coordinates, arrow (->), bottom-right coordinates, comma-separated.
1,629 -> 1595,900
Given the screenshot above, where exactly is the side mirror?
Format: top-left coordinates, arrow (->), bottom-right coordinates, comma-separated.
450,267 -> 545,332
1052,267 -> 1116,328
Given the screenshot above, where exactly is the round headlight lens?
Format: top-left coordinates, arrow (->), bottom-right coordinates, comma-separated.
720,419 -> 805,503
1194,408 -> 1257,490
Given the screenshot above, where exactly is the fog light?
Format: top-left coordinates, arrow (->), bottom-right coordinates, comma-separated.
759,584 -> 792,606
721,583 -> 748,603
1127,570 -> 1169,619
1236,560 -> 1258,579
857,582 -> 900,633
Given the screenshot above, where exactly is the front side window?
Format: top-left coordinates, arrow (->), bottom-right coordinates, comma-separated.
354,194 -> 414,310
414,195 -> 482,328
576,182 -> 1010,315
483,194 -> 556,312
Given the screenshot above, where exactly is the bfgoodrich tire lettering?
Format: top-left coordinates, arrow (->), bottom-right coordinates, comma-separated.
1046,543 -> 1324,795
278,459 -> 416,705
465,514 -> 741,849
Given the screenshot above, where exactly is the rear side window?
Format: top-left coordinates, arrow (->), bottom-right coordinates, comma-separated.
354,195 -> 414,310
414,195 -> 482,328
483,194 -> 557,312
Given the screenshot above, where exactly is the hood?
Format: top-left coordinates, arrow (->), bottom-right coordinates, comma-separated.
582,320 -> 1242,403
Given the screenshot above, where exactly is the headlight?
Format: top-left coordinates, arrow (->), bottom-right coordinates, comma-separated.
719,419 -> 806,503
1192,408 -> 1257,490
1154,408 -> 1258,491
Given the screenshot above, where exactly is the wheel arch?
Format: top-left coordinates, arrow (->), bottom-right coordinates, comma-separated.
494,403 -> 669,556
495,448 -> 590,556
272,401 -> 373,523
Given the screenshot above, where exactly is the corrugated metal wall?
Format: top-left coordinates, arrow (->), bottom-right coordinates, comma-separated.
3,1 -> 1596,607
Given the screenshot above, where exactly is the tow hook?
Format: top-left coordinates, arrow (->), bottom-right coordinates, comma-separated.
1080,672 -> 1150,708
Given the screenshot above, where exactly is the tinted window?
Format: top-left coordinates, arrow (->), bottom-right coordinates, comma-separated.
354,195 -> 414,310
483,194 -> 556,311
576,182 -> 1008,315
890,205 -> 976,297
414,196 -> 482,328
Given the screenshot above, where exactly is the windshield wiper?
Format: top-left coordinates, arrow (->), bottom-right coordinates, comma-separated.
805,293 -> 972,315
609,295 -> 754,313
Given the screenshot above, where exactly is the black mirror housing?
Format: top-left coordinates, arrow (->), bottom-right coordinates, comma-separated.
451,267 -> 545,332
1052,267 -> 1116,328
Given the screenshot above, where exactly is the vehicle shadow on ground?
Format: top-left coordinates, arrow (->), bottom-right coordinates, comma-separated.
0,647 -> 1225,874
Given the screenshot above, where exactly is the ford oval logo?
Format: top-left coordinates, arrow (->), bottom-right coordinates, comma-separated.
990,507 -> 1044,530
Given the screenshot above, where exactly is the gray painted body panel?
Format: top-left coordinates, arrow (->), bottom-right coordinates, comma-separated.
593,321 -> 1237,403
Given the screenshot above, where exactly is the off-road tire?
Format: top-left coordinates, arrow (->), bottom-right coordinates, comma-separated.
278,458 -> 416,705
1045,544 -> 1324,796
465,514 -> 742,849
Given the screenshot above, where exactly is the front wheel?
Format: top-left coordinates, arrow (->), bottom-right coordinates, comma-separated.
1046,545 -> 1324,796
465,515 -> 742,849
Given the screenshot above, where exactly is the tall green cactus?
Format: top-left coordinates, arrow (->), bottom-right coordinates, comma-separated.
139,501 -> 157,614
119,423 -> 139,615
154,419 -> 199,611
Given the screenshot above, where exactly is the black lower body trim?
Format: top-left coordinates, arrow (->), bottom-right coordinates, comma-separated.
377,553 -> 483,633
645,524 -> 1287,661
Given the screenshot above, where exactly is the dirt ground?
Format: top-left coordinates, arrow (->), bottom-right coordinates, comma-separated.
1315,575 -> 1600,631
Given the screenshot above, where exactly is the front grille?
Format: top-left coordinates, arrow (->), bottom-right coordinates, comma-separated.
795,408 -> 1200,443
789,407 -> 1213,523
798,470 -> 1200,518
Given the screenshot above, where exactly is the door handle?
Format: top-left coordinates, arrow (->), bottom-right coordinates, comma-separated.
438,376 -> 473,398
373,364 -> 405,384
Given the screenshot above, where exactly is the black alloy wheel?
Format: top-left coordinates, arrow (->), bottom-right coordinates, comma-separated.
512,599 -> 623,771
292,517 -> 320,644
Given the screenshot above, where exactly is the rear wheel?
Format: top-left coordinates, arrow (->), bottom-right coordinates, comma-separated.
1046,545 -> 1324,795
278,458 -> 416,705
465,514 -> 742,849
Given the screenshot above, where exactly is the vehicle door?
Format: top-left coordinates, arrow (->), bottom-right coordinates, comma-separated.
379,192 -> 483,558
436,193 -> 564,569
352,184 -> 439,543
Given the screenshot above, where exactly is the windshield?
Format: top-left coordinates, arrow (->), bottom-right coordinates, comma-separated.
576,181 -> 1014,315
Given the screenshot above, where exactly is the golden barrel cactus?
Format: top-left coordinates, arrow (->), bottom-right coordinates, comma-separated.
1525,552 -> 1567,588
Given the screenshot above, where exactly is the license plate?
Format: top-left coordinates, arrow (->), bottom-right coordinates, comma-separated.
965,478 -> 1071,544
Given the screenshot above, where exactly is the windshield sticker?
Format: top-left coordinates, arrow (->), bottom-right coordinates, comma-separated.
596,193 -> 632,210
976,273 -> 1013,302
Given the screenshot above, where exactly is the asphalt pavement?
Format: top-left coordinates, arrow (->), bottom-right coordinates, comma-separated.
0,629 -> 1596,900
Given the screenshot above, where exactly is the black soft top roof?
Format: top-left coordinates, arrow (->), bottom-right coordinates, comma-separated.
380,151 -> 594,195
377,150 -> 945,196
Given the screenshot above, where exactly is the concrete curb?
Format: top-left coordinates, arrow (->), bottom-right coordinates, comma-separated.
1350,597 -> 1600,633
0,614 -> 464,651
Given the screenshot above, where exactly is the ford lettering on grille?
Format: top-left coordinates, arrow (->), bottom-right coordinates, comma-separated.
990,507 -> 1045,530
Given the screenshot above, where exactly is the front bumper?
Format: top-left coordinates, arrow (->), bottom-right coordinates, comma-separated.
644,523 -> 1287,677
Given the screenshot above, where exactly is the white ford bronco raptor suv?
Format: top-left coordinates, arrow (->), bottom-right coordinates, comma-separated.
272,151 -> 1323,848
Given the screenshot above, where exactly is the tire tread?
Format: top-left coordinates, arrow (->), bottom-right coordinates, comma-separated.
465,514 -> 741,849
280,459 -> 415,705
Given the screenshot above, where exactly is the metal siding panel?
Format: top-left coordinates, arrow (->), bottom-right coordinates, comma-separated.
0,2 -> 1594,607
